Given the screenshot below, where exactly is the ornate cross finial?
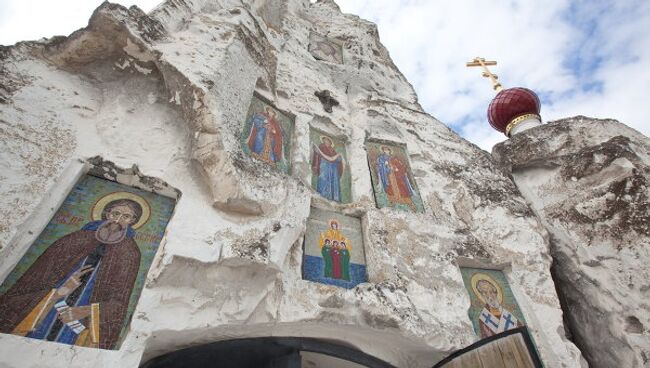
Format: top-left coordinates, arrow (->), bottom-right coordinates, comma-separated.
466,57 -> 503,92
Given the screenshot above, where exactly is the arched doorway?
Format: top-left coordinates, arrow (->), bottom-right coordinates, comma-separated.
141,337 -> 396,368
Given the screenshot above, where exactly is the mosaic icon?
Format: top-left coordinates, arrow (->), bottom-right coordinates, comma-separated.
308,32 -> 343,64
241,93 -> 294,174
0,175 -> 176,349
303,207 -> 367,289
310,128 -> 351,203
366,141 -> 424,213
459,267 -> 527,338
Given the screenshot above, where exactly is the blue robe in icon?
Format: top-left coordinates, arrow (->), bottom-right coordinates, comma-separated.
246,112 -> 284,163
312,143 -> 344,201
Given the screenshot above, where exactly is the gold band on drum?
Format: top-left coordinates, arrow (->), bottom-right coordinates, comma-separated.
505,113 -> 540,136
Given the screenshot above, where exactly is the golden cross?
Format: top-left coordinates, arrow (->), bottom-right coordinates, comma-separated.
466,57 -> 503,92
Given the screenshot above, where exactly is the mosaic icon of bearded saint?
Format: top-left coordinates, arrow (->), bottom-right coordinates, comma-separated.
472,273 -> 523,338
311,136 -> 345,202
246,105 -> 284,164
319,220 -> 351,281
376,146 -> 417,211
0,192 -> 150,349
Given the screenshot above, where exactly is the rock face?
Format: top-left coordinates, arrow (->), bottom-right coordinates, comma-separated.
493,116 -> 650,368
0,0 -> 582,367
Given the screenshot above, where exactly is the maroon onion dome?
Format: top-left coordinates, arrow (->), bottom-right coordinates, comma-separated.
487,87 -> 541,136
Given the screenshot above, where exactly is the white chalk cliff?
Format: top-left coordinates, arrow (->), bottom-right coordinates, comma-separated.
0,0 -> 608,367
493,117 -> 650,368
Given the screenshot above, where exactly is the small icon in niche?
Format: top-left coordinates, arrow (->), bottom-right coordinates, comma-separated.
459,267 -> 529,339
310,130 -> 351,203
309,32 -> 343,64
366,141 -> 425,213
241,94 -> 294,173
302,207 -> 367,289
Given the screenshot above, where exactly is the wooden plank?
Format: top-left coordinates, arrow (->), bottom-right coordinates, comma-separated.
439,348 -> 483,368
511,334 -> 536,368
458,349 -> 483,368
436,331 -> 541,368
476,340 -> 506,368
496,335 -> 524,368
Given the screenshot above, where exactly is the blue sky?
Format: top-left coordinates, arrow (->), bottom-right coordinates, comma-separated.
1,0 -> 648,150
336,0 -> 650,149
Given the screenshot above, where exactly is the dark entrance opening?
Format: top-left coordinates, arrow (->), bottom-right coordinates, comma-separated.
141,337 -> 396,368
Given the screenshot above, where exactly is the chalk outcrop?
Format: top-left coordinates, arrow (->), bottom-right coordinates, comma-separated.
493,116 -> 650,368
0,1 -> 582,367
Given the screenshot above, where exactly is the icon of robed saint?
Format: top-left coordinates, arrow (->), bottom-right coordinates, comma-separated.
311,136 -> 345,202
0,192 -> 151,349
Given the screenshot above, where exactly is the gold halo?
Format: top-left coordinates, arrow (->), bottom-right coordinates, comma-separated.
328,219 -> 339,228
470,272 -> 504,305
91,191 -> 151,229
380,145 -> 392,153
320,135 -> 333,144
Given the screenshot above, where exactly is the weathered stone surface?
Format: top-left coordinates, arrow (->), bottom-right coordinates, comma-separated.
0,1 -> 582,367
493,116 -> 650,368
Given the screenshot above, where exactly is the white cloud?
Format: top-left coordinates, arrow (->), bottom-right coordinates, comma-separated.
338,0 -> 650,150
0,0 -> 160,46
1,0 -> 648,151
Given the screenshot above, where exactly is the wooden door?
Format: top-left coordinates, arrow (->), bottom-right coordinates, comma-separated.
433,328 -> 542,368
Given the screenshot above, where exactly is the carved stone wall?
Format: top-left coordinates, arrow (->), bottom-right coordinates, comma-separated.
0,1 -> 582,367
493,116 -> 650,368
